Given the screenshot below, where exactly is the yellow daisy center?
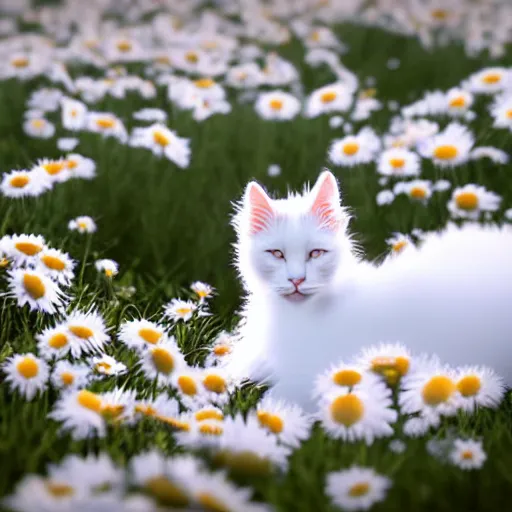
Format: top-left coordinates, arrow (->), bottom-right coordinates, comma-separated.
195,409 -> 224,421
257,411 -> 284,434
185,51 -> 199,63
15,241 -> 42,256
348,482 -> 370,497
96,362 -> 112,373
42,161 -> 65,176
49,333 -> 68,349
449,96 -> 466,108
77,221 -> 88,230
342,142 -> 360,156
151,348 -> 174,374
158,416 -> 191,431
11,57 -> 29,68
431,9 -> 448,20
213,344 -> 231,356
177,375 -> 198,396
134,404 -> 158,416
70,108 -> 78,118
66,159 -> 79,169
155,55 -> 171,65
433,145 -> 458,160
60,372 -> 75,386
457,375 -> 482,397
105,268 -> 114,277
197,493 -> 230,512
116,40 -> 132,52
215,450 -> 272,475
310,30 -> 321,42
41,255 -> 66,271
16,357 -> 39,379
95,118 -> 116,129
389,158 -> 405,169
69,325 -> 94,339
31,119 -> 45,129
153,130 -> 170,147
392,241 -> 408,254
360,88 -> 377,99
371,356 -> 410,382
333,369 -> 362,387
203,374 -> 227,394
330,394 -> 365,426
461,450 -> 474,460
9,175 -> 30,188
144,476 -> 189,507
482,73 -> 502,85
0,257 -> 8,267
175,307 -> 192,316
101,404 -> 125,421
422,375 -> 456,405
77,390 -> 103,412
455,191 -> 479,211
199,423 -> 224,436
23,274 -> 46,300
409,186 -> 427,199
138,327 -> 162,344
320,91 -> 337,103
269,99 -> 283,111
45,482 -> 75,497
194,78 -> 215,88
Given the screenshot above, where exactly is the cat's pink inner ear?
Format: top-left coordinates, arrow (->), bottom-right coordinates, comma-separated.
310,171 -> 341,231
246,182 -> 275,235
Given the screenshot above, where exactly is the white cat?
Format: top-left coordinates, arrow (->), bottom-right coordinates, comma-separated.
227,170 -> 512,412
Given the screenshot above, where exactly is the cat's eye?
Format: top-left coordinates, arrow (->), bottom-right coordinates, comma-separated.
266,250 -> 285,259
309,249 -> 327,259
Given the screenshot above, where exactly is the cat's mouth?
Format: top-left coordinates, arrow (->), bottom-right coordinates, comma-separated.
283,291 -> 308,302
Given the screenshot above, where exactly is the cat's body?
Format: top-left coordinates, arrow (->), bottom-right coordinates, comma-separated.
227,171 -> 512,412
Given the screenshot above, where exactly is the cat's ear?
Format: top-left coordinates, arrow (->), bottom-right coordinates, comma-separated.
309,170 -> 343,231
244,181 -> 275,235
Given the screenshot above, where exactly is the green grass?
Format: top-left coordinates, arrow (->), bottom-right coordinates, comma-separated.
1,15 -> 512,512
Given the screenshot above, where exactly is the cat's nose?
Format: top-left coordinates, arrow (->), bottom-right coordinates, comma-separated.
289,277 -> 305,288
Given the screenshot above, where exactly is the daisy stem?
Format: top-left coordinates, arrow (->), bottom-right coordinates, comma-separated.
0,204 -> 12,235
152,376 -> 158,400
79,234 -> 92,287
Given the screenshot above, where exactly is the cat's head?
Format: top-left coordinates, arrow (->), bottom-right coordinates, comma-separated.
233,170 -> 353,302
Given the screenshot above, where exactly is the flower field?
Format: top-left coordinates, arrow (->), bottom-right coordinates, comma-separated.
1,1 -> 512,511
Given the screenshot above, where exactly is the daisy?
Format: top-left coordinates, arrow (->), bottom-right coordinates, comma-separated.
37,324 -> 73,360
68,216 -> 97,234
466,67 -> 512,94
36,248 -> 75,286
6,268 -> 66,314
4,233 -> 46,266
200,367 -> 233,406
205,330 -> 237,367
188,469 -> 271,512
385,233 -> 414,258
64,154 -> 96,180
216,415 -> 291,474
172,366 -> 208,407
454,366 -> 505,412
174,417 -> 225,450
100,387 -> 137,424
2,353 -> 49,400
140,338 -> 186,386
393,179 -> 433,203
447,184 -> 501,220
164,298 -> 197,322
57,137 -> 79,152
134,393 -> 180,422
133,108 -> 167,122
326,466 -> 392,511
63,309 -> 111,357
118,319 -> 167,352
95,258 -> 119,278
490,93 -> 512,130
328,127 -> 381,167
304,82 -> 354,118
23,117 -> 55,139
446,88 -> 474,116
34,158 -> 72,184
61,97 -> 88,131
377,147 -> 421,177
190,405 -> 225,423
129,451 -> 198,508
433,179 -> 452,192
388,439 -> 407,454
49,389 -> 106,439
253,396 -> 313,448
399,356 -> 460,419
254,90 -> 301,120
0,169 -> 52,198
86,112 -> 128,142
318,385 -> 397,444
418,122 -> 474,168
51,360 -> 90,390
470,146 -> 509,164
376,189 -> 395,206
190,281 -> 214,302
90,354 -> 127,377
449,439 -> 487,470
313,361 -> 380,398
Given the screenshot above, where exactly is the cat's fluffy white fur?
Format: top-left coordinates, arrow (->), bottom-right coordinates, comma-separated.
227,170 -> 512,411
